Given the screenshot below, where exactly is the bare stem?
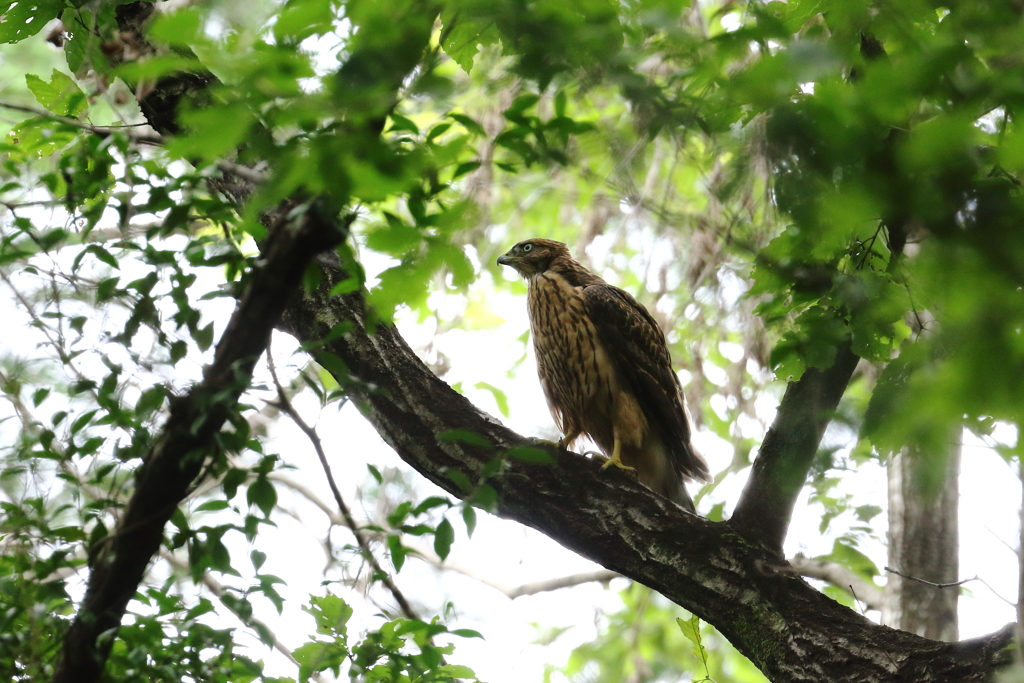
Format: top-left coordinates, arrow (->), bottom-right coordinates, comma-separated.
884,566 -> 977,589
267,353 -> 418,621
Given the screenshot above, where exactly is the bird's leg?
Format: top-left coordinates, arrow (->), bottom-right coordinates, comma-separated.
600,436 -> 635,472
556,429 -> 581,451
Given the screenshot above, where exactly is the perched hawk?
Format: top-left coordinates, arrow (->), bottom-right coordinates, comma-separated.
498,238 -> 711,511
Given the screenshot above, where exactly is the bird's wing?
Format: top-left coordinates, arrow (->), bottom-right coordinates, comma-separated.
581,284 -> 711,483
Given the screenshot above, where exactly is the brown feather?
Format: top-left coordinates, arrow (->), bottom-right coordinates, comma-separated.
497,238 -> 711,510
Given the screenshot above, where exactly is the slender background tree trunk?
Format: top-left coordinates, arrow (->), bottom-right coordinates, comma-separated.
884,431 -> 962,641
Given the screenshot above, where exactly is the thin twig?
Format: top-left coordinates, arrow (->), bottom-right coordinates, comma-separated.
402,535 -> 621,599
847,583 -> 866,616
267,354 -> 419,620
0,100 -> 164,143
1,199 -> 64,210
976,576 -> 1018,608
884,566 -> 977,589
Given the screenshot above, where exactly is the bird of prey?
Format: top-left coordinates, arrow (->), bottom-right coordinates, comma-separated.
497,238 -> 711,511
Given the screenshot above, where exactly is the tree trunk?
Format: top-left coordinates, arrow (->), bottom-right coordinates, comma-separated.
884,434 -> 962,641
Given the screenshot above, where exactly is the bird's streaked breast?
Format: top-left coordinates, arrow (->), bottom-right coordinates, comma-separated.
527,271 -> 616,434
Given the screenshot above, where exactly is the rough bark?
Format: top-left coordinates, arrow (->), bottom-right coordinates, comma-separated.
884,435 -> 962,641
276,253 -> 1015,682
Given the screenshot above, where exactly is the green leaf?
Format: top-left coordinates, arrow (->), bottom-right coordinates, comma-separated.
452,160 -> 482,179
555,90 -> 567,118
388,113 -> 419,134
195,500 -> 230,512
51,525 -> 86,542
194,322 -> 215,352
170,340 -> 188,364
449,113 -> 486,137
505,445 -> 555,464
6,118 -> 77,158
469,484 -> 498,513
461,504 -> 476,538
167,102 -> 257,161
251,549 -> 267,571
433,517 -> 455,561
427,122 -> 452,142
0,0 -> 64,44
26,70 -> 88,118
440,11 -> 500,72
273,0 -> 334,43
818,539 -> 880,579
70,409 -> 98,435
223,468 -> 248,500
439,664 -> 478,677
293,640 -> 346,676
474,381 -> 509,417
677,614 -> 708,665
505,94 -> 540,119
247,476 -> 278,517
436,429 -> 493,449
305,594 -> 353,636
147,7 -> 203,47
365,215 -> 421,256
387,534 -> 406,572
449,628 -> 484,639
413,495 -> 451,515
136,385 -> 166,419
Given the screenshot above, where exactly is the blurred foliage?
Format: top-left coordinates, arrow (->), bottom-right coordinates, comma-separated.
0,0 -> 1023,679
547,584 -> 767,683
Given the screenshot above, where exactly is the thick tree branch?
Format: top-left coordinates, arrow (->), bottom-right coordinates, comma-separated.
276,253 -> 1015,682
731,344 -> 860,552
52,204 -> 344,683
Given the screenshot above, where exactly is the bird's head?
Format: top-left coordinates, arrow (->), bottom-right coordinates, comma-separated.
496,239 -> 569,278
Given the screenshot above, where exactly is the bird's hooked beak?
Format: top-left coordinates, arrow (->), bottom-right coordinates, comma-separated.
496,252 -> 514,267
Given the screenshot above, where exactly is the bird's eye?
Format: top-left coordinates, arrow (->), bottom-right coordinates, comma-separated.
522,243 -> 533,253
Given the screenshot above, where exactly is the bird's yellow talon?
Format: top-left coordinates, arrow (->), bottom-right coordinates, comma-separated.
599,439 -> 635,471
600,455 -> 635,472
